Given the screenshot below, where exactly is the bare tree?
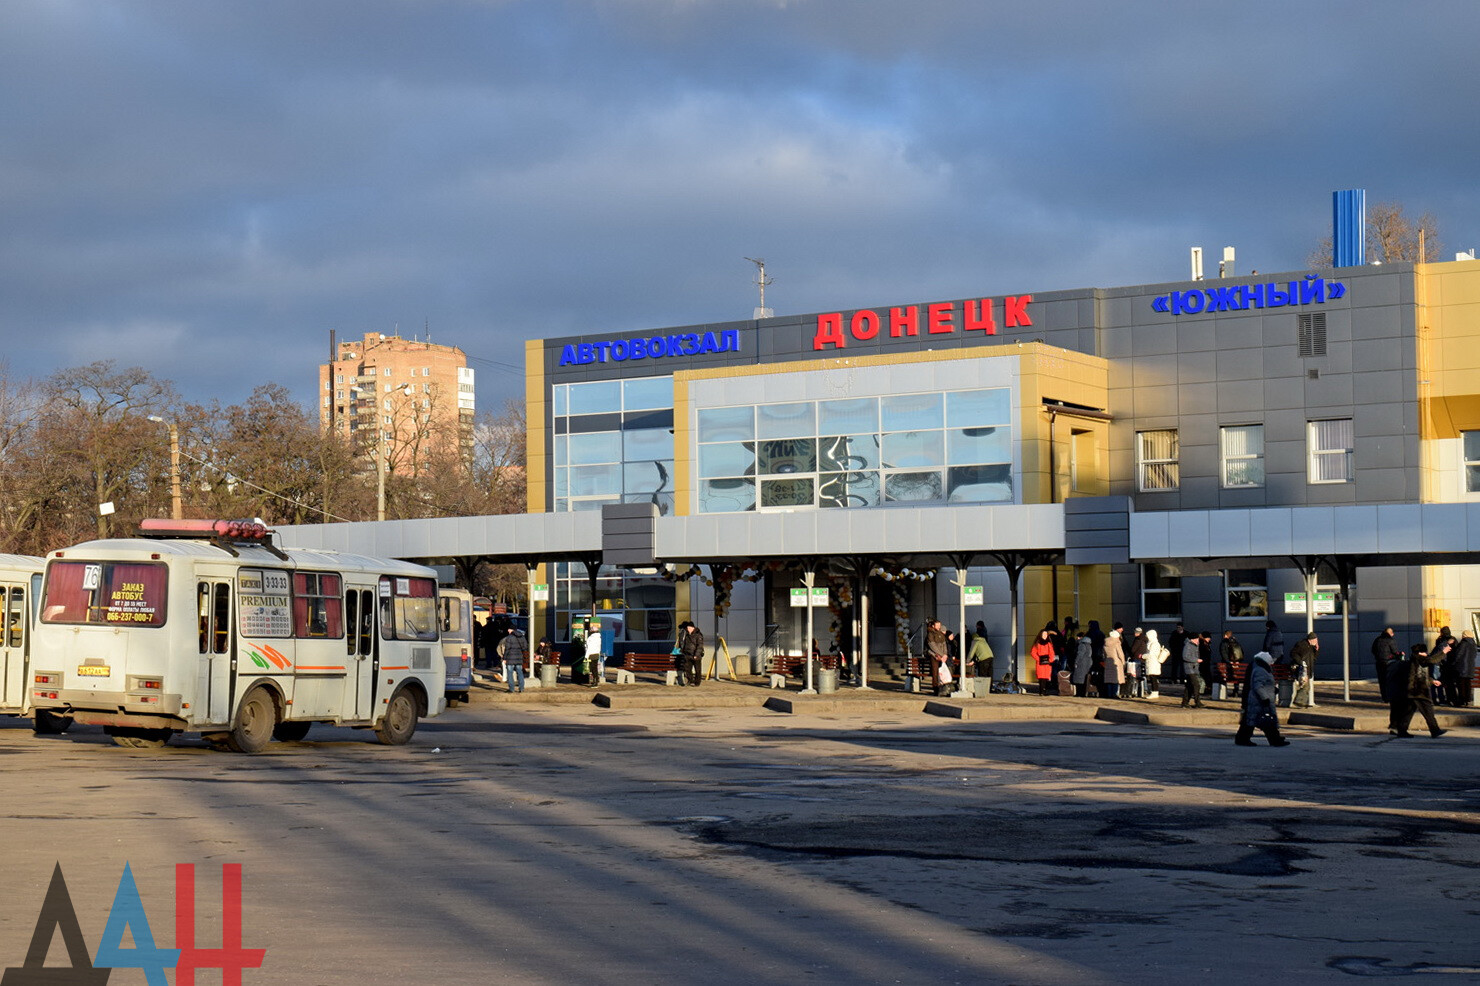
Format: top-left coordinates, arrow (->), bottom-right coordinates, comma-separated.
1308,201 -> 1444,268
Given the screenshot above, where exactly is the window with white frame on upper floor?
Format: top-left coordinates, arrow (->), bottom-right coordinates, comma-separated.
1220,424 -> 1264,488
1308,418 -> 1353,484
383,367 -> 391,376
1136,429 -> 1179,492
1463,431 -> 1480,493
423,367 -> 430,376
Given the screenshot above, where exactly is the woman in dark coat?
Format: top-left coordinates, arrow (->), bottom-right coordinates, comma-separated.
1235,652 -> 1289,746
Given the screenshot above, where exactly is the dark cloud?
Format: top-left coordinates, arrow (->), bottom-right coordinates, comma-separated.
2,0 -> 1477,407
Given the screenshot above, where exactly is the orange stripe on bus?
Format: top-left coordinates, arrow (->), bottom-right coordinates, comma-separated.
381,665 -> 410,670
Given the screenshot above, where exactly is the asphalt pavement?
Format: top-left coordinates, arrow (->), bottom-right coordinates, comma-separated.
0,680 -> 1476,985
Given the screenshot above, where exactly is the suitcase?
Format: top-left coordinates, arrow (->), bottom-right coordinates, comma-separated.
1057,669 -> 1073,696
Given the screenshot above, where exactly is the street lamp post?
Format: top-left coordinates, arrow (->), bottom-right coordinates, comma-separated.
146,415 -> 183,520
370,383 -> 412,522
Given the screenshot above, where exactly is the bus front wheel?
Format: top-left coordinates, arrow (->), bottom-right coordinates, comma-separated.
374,689 -> 418,746
226,688 -> 276,754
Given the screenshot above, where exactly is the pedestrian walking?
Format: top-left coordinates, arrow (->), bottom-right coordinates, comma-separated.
1234,652 -> 1290,746
1391,642 -> 1449,738
1290,632 -> 1318,708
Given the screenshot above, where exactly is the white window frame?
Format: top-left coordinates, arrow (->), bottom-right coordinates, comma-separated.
1308,419 -> 1354,484
1462,430 -> 1480,494
1219,424 -> 1265,488
1136,429 -> 1179,492
1140,563 -> 1182,621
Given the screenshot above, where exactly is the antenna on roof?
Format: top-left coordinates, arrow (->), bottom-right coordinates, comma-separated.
745,257 -> 774,319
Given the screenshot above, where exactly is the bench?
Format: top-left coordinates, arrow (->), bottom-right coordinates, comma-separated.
904,657 -> 972,693
624,652 -> 680,686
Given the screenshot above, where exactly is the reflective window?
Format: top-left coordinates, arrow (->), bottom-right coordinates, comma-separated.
569,463 -> 622,497
623,377 -> 671,411
881,393 -> 942,431
699,442 -> 755,477
1465,431 -> 1480,493
622,428 -> 672,462
700,477 -> 756,512
757,438 -> 816,475
623,461 -> 670,494
698,406 -> 753,444
568,380 -> 622,415
568,432 -> 620,465
884,471 -> 944,502
947,427 -> 1010,464
881,431 -> 944,469
1221,424 -> 1265,488
818,398 -> 878,435
757,402 -> 815,439
948,464 -> 1011,502
946,389 -> 1010,427
760,477 -> 814,508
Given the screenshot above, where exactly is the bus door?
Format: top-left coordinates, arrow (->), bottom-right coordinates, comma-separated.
196,578 -> 234,724
345,586 -> 377,721
1,581 -> 26,711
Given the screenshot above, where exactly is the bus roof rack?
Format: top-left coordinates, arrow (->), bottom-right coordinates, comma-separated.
137,519 -> 290,561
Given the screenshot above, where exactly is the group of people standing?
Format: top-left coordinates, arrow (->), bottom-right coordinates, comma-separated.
1029,620 -> 1170,700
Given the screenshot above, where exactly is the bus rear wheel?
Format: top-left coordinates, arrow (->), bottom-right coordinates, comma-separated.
33,710 -> 72,735
374,689 -> 418,746
225,687 -> 276,754
272,720 -> 312,743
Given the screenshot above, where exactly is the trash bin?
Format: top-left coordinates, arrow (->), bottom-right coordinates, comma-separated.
539,663 -> 559,687
973,676 -> 991,698
1277,680 -> 1293,706
817,668 -> 839,694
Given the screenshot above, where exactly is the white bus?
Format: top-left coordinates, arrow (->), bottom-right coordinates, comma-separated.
0,554 -> 65,734
439,586 -> 474,705
30,519 -> 446,752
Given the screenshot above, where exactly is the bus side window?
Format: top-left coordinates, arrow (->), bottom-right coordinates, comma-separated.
345,591 -> 359,656
212,583 -> 230,654
8,587 -> 24,648
197,582 -> 211,653
359,590 -> 374,654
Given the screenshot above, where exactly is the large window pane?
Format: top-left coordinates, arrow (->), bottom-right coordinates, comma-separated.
1308,419 -> 1354,483
568,380 -> 622,415
568,463 -> 622,496
1225,569 -> 1269,619
881,431 -> 944,468
623,377 -> 672,411
757,438 -> 816,475
881,393 -> 943,431
1464,430 -> 1480,493
818,398 -> 879,435
622,427 -> 672,462
948,464 -> 1012,502
947,427 -> 1010,464
818,472 -> 881,508
946,389 -> 1011,427
757,402 -> 816,439
884,471 -> 944,502
760,477 -> 814,508
697,406 -> 753,444
700,477 -> 755,512
1137,429 -> 1179,491
819,434 -> 880,470
568,432 -> 620,465
623,461 -> 670,494
699,442 -> 755,477
1221,424 -> 1265,488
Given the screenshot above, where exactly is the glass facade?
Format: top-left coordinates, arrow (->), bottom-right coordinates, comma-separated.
553,378 -> 675,514
696,388 -> 1013,513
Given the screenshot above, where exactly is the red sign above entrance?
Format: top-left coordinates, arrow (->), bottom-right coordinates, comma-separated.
813,296 -> 1033,351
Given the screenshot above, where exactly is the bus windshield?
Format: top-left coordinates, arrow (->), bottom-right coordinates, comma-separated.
42,561 -> 168,627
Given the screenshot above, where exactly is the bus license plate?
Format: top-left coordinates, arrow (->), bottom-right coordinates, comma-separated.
76,665 -> 110,677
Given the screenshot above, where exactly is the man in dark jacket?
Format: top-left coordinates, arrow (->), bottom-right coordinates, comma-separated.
1289,632 -> 1318,708
1220,630 -> 1245,697
1370,627 -> 1401,703
1167,623 -> 1187,684
1391,642 -> 1448,738
678,620 -> 705,687
1452,631 -> 1476,708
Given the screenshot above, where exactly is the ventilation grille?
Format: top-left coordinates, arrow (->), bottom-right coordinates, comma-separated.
1298,312 -> 1327,358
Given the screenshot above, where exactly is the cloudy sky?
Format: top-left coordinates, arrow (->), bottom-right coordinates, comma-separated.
5,0 -> 1478,410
